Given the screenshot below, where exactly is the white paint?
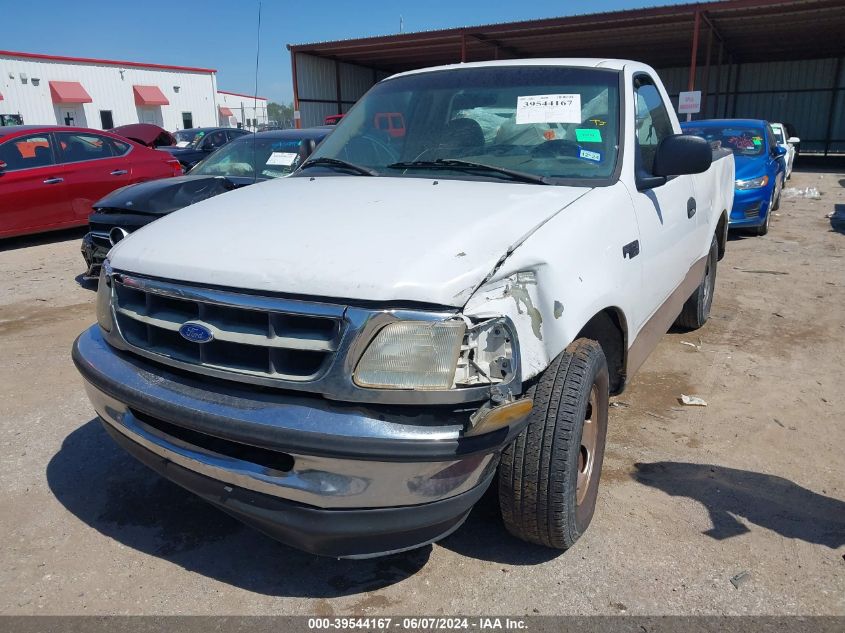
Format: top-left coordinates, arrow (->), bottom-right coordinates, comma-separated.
678,90 -> 702,114
515,94 -> 581,124
215,91 -> 268,130
0,52 -> 218,130
110,59 -> 734,383
770,122 -> 796,178
110,176 -> 591,308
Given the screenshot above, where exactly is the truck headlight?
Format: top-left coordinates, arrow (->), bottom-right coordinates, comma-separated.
354,320 -> 466,390
96,259 -> 114,333
735,175 -> 769,190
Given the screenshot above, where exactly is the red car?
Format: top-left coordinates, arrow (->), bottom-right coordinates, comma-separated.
0,125 -> 183,239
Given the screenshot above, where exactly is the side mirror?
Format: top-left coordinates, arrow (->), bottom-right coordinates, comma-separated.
787,136 -> 800,144
653,134 -> 712,177
774,145 -> 787,157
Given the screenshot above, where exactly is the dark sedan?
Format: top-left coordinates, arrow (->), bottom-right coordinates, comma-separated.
163,127 -> 251,169
81,127 -> 331,276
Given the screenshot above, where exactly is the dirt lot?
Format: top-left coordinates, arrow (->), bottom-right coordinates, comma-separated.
1,167 -> 843,616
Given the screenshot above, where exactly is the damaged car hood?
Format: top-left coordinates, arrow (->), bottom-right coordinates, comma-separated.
109,176 -> 592,307
94,175 -> 238,216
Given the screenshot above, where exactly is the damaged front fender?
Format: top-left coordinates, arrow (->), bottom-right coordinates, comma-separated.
464,270 -> 551,380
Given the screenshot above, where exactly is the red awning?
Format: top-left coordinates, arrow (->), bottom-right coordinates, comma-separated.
133,85 -> 169,106
219,106 -> 233,116
49,81 -> 92,104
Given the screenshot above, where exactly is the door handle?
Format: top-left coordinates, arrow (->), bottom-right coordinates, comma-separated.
687,197 -> 697,219
43,177 -> 64,184
110,169 -> 128,176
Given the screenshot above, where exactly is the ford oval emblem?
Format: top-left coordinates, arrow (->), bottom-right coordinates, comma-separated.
179,322 -> 214,343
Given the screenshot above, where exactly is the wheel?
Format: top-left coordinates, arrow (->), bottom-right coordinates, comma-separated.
675,234 -> 718,329
498,339 -> 609,550
756,188 -> 776,236
772,181 -> 782,211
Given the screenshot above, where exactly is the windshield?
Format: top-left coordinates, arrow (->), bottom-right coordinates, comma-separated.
191,136 -> 313,179
174,129 -> 205,148
306,66 -> 621,183
682,125 -> 766,157
771,125 -> 786,144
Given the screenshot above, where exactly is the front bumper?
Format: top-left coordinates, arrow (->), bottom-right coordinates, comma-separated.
73,326 -> 527,557
81,233 -> 110,278
728,185 -> 774,228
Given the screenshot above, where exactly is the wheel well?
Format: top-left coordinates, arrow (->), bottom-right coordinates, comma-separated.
716,211 -> 728,260
577,308 -> 627,395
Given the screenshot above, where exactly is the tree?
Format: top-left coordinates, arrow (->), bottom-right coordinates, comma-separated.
268,102 -> 295,128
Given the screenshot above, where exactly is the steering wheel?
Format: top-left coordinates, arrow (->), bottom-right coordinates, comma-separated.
531,139 -> 584,159
344,134 -> 397,164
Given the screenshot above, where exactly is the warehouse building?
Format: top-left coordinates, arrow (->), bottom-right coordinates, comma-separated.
287,0 -> 845,154
216,90 -> 269,130
0,50 -> 219,131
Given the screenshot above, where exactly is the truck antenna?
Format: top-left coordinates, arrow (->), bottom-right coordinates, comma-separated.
252,1 -> 262,183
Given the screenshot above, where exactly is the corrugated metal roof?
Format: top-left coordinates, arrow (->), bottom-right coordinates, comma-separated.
288,0 -> 845,71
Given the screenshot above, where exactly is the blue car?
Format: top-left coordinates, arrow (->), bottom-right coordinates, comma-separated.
681,119 -> 786,236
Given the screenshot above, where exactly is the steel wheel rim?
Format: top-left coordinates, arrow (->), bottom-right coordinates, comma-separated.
703,256 -> 713,309
576,385 -> 599,506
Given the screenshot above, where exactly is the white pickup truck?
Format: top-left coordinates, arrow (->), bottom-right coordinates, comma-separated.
74,59 -> 734,558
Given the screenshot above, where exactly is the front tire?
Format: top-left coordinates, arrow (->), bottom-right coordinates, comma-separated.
498,339 -> 609,550
676,234 -> 718,329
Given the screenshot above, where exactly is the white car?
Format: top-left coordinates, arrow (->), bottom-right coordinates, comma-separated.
770,122 -> 799,179
74,59 -> 735,558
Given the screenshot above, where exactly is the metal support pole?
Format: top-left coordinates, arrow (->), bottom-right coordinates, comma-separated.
686,10 -> 701,122
823,56 -> 843,156
701,23 -> 714,118
688,10 -> 701,92
461,34 -> 467,63
714,41 -> 724,119
334,59 -> 342,116
290,51 -> 301,129
731,62 -> 742,118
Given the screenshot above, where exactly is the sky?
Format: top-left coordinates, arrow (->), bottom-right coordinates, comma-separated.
3,0 -> 692,104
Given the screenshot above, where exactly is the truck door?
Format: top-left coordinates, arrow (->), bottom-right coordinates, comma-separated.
628,74 -> 699,314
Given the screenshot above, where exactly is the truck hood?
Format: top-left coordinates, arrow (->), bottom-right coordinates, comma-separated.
109,176 -> 591,307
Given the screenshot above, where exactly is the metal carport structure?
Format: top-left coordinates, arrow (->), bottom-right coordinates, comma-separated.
287,0 -> 845,154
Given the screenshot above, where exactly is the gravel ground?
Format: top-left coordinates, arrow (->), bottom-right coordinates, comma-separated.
0,168 -> 843,616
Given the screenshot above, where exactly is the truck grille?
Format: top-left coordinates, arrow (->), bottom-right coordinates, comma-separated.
112,275 -> 344,382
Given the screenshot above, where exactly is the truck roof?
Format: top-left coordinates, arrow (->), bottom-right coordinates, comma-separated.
390,58 -> 632,80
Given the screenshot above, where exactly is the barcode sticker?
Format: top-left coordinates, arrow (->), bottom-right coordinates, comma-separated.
516,94 -> 581,124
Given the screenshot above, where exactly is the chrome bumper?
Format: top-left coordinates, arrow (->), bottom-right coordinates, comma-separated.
73,326 -> 529,556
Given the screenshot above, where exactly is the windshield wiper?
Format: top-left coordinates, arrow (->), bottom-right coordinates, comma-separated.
387,159 -> 551,185
300,156 -> 379,176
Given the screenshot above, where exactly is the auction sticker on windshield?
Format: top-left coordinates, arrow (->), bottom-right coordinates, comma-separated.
267,152 -> 298,166
516,94 -> 581,124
